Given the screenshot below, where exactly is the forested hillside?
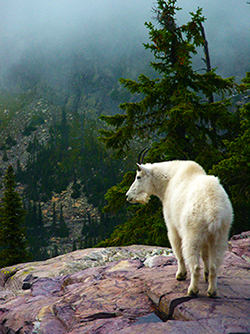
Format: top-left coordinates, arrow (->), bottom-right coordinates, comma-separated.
0,89 -> 135,260
0,38 -> 155,260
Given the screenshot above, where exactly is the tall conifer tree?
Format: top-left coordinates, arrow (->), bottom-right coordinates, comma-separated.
50,202 -> 58,237
98,0 -> 238,246
0,165 -> 30,267
58,204 -> 69,238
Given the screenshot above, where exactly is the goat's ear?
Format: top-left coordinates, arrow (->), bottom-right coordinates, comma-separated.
136,163 -> 151,175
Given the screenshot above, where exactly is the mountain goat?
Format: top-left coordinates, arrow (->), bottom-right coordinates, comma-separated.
126,150 -> 233,297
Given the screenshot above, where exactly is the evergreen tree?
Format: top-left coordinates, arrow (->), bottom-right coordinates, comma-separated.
100,0 -> 235,165
36,202 -> 48,257
71,174 -> 81,199
50,202 -> 58,237
24,201 -> 48,261
72,240 -> 77,251
52,244 -> 59,257
16,159 -> 23,182
38,202 -> 45,234
3,148 -> 8,162
99,0 -> 238,246
59,106 -> 70,158
24,200 -> 33,240
0,165 -> 30,267
58,204 -> 69,238
31,202 -> 47,260
81,219 -> 88,238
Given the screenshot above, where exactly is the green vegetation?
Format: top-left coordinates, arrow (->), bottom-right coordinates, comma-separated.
98,0 -> 249,246
0,165 -> 30,267
13,108 -> 128,259
0,91 -> 35,130
0,89 -> 130,262
18,113 -> 125,208
24,201 -> 48,261
212,72 -> 250,235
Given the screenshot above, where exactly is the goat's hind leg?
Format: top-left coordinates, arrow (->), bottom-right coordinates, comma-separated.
207,234 -> 227,298
201,243 -> 209,282
168,228 -> 187,281
182,237 -> 201,296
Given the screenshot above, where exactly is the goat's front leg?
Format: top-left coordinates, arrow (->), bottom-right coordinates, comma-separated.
168,228 -> 187,280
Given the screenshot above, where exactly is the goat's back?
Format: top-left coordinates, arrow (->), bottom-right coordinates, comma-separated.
163,162 -> 233,236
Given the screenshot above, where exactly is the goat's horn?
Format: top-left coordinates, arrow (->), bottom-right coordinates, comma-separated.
138,148 -> 149,165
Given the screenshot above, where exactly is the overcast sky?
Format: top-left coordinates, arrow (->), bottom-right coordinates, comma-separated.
0,0 -> 249,80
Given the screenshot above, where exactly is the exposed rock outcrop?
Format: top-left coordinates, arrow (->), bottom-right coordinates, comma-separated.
229,230 -> 250,262
0,233 -> 249,334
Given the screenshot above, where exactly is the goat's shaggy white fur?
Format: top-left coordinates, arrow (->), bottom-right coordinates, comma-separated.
126,160 -> 233,297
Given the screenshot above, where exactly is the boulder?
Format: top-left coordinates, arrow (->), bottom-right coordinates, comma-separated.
0,237 -> 249,334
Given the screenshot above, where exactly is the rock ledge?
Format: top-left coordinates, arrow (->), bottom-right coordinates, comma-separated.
0,234 -> 250,334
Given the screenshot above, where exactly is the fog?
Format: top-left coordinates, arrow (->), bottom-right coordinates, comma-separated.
178,0 -> 250,79
1,0 -> 249,90
0,0 -> 152,76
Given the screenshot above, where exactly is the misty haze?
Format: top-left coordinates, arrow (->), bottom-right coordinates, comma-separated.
1,0 -> 249,100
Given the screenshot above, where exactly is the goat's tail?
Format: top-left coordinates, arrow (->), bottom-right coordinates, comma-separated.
207,206 -> 233,235
208,217 -> 222,234
204,177 -> 233,235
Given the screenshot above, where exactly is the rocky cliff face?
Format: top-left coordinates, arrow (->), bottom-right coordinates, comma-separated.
0,95 -> 61,169
0,231 -> 249,334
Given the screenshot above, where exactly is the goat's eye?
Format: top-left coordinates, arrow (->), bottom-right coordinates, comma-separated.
137,176 -> 141,180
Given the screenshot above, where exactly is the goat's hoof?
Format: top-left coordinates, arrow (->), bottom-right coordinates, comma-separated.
187,287 -> 199,296
204,271 -> 209,282
176,272 -> 187,281
207,290 -> 217,298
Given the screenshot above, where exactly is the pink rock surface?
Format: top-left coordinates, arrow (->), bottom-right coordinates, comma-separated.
229,230 -> 250,262
0,239 -> 249,334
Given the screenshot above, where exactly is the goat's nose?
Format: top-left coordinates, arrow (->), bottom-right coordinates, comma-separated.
125,194 -> 131,202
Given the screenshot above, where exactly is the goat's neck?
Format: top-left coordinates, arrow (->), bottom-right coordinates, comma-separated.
150,171 -> 168,203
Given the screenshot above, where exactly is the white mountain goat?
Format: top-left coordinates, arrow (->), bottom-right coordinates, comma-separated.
126,149 -> 233,297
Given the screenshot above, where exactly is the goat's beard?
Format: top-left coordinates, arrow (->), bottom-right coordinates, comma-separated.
135,193 -> 150,205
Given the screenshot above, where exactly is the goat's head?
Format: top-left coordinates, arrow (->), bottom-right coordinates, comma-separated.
126,148 -> 152,204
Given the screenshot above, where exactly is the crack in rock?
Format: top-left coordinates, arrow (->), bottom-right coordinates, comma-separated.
151,293 -> 196,322
167,295 -> 196,318
80,312 -> 117,322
